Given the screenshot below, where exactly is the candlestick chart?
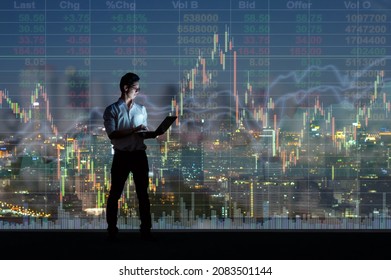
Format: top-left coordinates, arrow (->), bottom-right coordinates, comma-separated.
0,0 -> 391,230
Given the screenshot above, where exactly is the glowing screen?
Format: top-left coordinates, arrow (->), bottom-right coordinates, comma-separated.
0,0 -> 390,230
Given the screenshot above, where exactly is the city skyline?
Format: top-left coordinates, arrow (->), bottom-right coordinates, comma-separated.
1,0 -> 390,230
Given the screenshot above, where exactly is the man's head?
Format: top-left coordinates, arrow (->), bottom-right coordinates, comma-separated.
119,72 -> 140,93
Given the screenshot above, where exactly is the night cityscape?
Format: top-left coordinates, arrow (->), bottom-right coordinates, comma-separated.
1,0 -> 391,231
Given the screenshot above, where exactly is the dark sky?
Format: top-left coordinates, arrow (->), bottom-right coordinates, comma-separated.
0,0 -> 390,134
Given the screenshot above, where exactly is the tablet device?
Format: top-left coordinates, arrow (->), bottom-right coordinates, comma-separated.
137,115 -> 177,138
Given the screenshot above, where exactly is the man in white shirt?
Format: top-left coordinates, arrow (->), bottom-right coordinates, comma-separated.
103,72 -> 156,241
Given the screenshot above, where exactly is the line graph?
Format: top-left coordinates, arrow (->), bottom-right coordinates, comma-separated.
0,0 -> 390,230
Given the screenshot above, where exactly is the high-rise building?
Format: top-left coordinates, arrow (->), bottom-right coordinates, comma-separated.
180,120 -> 204,186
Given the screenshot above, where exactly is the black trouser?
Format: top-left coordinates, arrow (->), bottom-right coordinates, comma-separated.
106,149 -> 151,232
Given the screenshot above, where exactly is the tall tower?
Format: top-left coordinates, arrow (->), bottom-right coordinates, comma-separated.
180,120 -> 204,186
261,128 -> 276,157
32,101 -> 41,139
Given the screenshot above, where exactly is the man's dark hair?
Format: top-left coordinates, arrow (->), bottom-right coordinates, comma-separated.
119,72 -> 140,92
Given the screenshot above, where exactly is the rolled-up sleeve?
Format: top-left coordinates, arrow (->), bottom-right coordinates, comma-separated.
103,105 -> 116,137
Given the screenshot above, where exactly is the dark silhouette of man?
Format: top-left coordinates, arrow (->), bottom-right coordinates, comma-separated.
103,72 -> 156,240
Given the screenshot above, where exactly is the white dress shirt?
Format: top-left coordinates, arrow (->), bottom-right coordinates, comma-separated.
103,98 -> 148,151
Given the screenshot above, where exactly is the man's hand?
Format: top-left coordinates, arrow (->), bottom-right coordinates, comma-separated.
134,124 -> 148,132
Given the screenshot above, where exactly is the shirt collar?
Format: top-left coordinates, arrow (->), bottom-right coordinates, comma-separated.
117,98 -> 126,105
117,98 -> 128,109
